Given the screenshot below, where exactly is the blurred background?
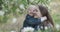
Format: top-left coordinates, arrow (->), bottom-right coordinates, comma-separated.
0,0 -> 60,32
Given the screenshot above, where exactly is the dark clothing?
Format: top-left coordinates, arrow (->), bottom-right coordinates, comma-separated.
23,14 -> 41,30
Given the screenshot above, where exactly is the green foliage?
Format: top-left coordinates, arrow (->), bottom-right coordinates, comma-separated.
0,0 -> 51,23
0,0 -> 60,32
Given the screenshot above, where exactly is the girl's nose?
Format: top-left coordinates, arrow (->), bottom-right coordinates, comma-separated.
32,12 -> 35,14
33,11 -> 36,13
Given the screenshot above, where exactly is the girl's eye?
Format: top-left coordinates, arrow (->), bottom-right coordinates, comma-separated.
35,9 -> 38,12
33,9 -> 38,12
35,10 -> 38,12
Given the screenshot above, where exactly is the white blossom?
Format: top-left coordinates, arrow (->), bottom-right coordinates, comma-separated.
21,27 -> 34,32
40,26 -> 48,30
19,4 -> 25,10
11,31 -> 16,32
56,24 -> 60,30
45,26 -> 48,30
40,26 -> 43,29
12,18 -> 17,23
0,11 -> 5,16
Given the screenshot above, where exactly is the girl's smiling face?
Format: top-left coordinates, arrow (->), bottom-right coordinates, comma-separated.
28,5 -> 42,17
28,5 -> 40,16
28,8 -> 37,14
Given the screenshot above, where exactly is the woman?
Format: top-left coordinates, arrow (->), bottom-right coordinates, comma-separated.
38,5 -> 54,30
22,5 -> 47,31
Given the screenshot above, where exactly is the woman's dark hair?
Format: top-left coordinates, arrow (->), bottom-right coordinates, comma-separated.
38,5 -> 54,27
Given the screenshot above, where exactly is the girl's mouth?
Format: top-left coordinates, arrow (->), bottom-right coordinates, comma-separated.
33,13 -> 37,16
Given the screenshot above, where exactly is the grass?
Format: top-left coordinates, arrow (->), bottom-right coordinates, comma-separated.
0,11 -> 60,32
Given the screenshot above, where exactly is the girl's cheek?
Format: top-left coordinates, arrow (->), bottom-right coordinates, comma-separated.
28,11 -> 32,14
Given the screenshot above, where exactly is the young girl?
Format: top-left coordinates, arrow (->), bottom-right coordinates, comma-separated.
22,5 -> 47,30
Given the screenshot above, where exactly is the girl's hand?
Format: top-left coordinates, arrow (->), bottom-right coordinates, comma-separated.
41,16 -> 47,22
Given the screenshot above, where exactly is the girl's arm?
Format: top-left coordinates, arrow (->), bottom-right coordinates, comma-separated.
25,15 -> 47,25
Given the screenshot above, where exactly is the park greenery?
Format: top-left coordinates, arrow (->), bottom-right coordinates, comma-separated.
0,0 -> 60,32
